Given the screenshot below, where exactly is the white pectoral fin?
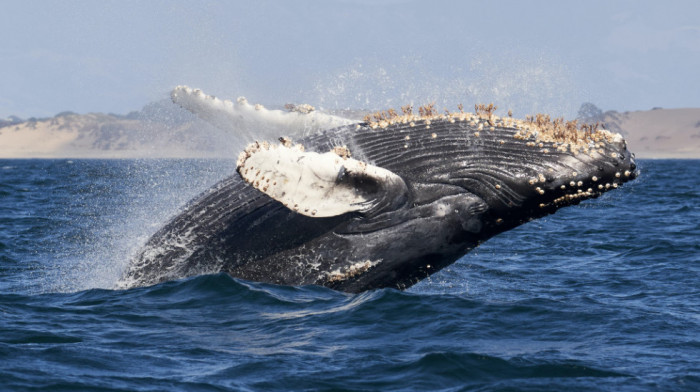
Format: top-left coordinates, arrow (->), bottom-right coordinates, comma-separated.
236,142 -> 407,217
170,85 -> 354,135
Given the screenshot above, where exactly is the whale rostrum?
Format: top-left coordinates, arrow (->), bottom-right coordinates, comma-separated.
117,87 -> 638,292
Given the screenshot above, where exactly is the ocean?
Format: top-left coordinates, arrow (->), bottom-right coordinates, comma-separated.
0,158 -> 698,391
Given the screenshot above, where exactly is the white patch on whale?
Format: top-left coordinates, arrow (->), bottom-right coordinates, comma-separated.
236,141 -> 407,218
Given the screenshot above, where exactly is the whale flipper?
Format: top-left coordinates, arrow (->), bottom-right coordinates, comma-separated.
236,141 -> 408,218
171,85 -> 354,137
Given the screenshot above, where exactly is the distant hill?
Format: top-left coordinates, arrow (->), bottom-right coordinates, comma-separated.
1,103 -> 699,159
602,108 -> 700,159
0,100 -> 237,159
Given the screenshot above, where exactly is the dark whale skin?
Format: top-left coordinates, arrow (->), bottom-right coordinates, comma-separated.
119,117 -> 637,292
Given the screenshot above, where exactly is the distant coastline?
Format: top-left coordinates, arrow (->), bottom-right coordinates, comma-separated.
0,100 -> 235,159
2,102 -> 699,159
587,106 -> 700,159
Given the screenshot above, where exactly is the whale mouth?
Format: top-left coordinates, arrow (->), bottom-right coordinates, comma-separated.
536,159 -> 637,210
496,149 -> 638,229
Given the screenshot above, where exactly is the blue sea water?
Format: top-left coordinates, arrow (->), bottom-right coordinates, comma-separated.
0,159 -> 698,391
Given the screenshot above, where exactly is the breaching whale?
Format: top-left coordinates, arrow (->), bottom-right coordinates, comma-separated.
118,87 -> 638,292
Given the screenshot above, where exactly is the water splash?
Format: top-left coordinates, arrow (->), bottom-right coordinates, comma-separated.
34,159 -> 236,293
308,51 -> 581,119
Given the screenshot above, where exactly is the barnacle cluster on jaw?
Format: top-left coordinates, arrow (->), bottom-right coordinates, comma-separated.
361,102 -> 503,130
511,114 -> 624,157
326,260 -> 378,283
545,187 -> 602,208
532,169 -> 634,210
360,102 -> 624,158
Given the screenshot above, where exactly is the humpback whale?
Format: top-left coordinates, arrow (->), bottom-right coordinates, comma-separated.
118,87 -> 638,292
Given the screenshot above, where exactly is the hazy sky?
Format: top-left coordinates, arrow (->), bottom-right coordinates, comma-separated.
1,0 -> 699,119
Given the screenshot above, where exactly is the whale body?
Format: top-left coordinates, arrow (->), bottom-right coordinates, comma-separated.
118,87 -> 638,292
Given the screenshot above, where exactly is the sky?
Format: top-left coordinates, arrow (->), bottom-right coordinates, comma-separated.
1,0 -> 699,119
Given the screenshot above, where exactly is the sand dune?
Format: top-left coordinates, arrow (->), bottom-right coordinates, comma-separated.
0,109 -> 236,159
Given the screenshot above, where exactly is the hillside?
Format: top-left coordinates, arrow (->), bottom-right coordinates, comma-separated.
1,104 -> 699,159
0,101 -> 236,159
600,108 -> 700,159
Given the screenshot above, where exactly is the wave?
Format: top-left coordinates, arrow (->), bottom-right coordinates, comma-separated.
0,274 -> 654,391
2,160 -> 699,391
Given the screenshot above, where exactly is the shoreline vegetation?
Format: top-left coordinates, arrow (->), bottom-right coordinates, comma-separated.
1,101 -> 699,159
